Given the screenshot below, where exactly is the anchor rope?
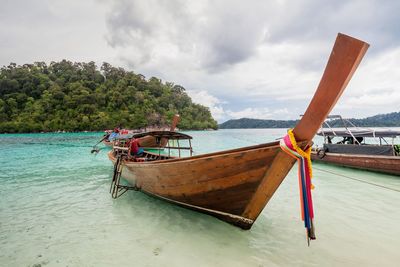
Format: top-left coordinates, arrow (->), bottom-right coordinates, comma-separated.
280,129 -> 316,243
313,166 -> 400,193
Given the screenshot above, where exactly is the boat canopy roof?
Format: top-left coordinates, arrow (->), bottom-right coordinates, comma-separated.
132,131 -> 193,140
317,129 -> 400,138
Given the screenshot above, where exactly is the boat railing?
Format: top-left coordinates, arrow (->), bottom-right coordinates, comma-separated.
318,115 -> 400,156
111,134 -> 194,160
165,138 -> 193,158
321,117 -> 358,145
321,115 -> 380,145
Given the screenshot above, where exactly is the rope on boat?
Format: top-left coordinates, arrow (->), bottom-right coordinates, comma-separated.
280,129 -> 316,245
91,135 -> 108,154
313,166 -> 400,193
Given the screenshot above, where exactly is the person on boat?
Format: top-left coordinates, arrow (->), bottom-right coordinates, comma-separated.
355,137 -> 363,144
129,138 -> 144,157
345,137 -> 354,144
337,136 -> 353,144
108,127 -> 120,141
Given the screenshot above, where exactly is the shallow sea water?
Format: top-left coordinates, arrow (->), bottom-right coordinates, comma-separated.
1,129 -> 399,267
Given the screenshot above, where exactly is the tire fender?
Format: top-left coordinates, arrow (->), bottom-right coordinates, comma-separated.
316,148 -> 326,159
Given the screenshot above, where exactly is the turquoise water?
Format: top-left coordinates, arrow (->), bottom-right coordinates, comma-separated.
1,129 -> 399,267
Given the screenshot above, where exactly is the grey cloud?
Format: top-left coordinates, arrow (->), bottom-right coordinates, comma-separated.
104,0 -> 400,73
194,1 -> 268,70
0,1 -> 55,24
0,0 -> 112,66
265,0 -> 400,49
104,0 -> 268,71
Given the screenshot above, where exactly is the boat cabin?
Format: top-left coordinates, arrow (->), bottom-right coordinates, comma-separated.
112,131 -> 193,162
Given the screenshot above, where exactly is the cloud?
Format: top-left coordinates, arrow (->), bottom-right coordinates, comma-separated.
1,0 -> 399,123
332,46 -> 400,118
104,0 -> 270,72
0,0 -> 115,66
186,88 -> 295,122
186,90 -> 226,120
225,107 -> 291,120
101,0 -> 400,123
104,0 -> 400,72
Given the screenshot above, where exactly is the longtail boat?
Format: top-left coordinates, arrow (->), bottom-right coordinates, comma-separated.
311,115 -> 400,175
108,34 -> 369,235
103,114 -> 180,148
137,115 -> 180,148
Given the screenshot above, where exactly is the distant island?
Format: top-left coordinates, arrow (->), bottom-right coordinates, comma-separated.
219,112 -> 400,129
0,61 -> 218,133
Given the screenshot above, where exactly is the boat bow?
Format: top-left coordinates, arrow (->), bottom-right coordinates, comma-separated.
109,33 -> 370,231
242,33 -> 369,223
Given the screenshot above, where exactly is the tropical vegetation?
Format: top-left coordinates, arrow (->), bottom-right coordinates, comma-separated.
0,61 -> 218,133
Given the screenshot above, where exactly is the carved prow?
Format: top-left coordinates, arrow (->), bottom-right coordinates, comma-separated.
170,114 -> 180,132
242,33 -> 369,223
293,33 -> 369,143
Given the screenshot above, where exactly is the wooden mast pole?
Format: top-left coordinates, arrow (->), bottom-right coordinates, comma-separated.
170,114 -> 180,131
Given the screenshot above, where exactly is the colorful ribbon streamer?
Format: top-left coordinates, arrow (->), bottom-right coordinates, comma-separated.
280,129 -> 316,243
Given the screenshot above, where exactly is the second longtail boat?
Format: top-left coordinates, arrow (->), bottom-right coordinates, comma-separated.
311,115 -> 400,175
103,114 -> 180,148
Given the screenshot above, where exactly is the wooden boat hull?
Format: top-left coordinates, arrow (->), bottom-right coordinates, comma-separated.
109,142 -> 296,229
107,33 -> 370,229
311,151 -> 400,175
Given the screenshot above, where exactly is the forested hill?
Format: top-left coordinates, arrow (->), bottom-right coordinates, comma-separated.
0,61 -> 217,133
219,112 -> 400,129
330,112 -> 400,127
219,118 -> 298,129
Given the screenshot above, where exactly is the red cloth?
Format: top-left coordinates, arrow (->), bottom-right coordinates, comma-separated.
130,139 -> 139,155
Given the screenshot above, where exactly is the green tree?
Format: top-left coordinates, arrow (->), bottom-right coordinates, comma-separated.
0,61 -> 218,133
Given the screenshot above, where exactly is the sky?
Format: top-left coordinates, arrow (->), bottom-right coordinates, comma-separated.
1,0 -> 399,122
